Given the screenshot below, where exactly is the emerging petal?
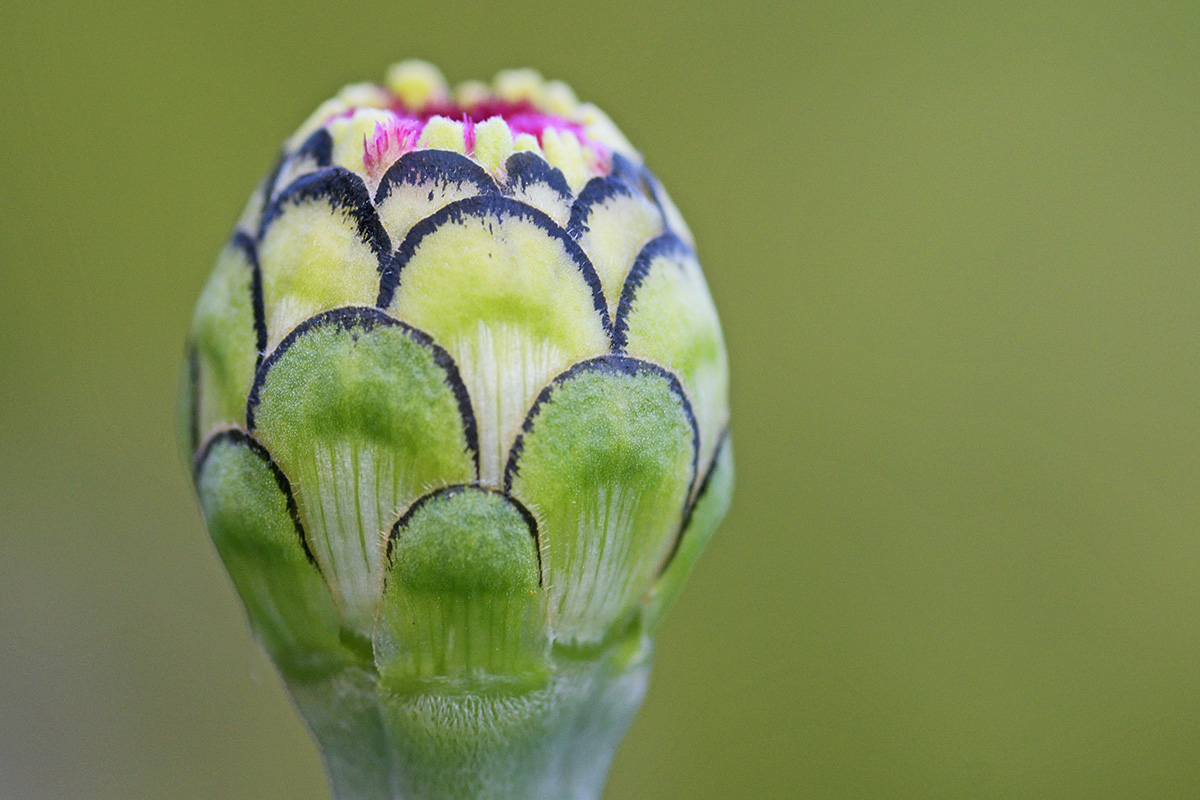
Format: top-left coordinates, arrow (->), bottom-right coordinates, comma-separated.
284,82 -> 394,152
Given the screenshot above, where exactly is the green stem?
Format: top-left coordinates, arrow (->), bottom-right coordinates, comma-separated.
286,644 -> 651,800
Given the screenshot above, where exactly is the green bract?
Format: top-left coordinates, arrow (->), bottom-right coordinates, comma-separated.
182,61 -> 731,800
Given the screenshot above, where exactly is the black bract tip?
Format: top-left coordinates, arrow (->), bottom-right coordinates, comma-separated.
374,149 -> 499,205
612,232 -> 694,352
260,167 -> 392,262
378,195 -> 612,334
608,152 -> 644,190
566,176 -> 636,240
504,151 -> 573,200
258,128 -> 335,222
385,484 -> 543,585
294,127 -> 334,167
244,306 -> 479,477
659,427 -> 730,575
502,354 -> 699,498
193,429 -> 318,567
228,230 -> 269,361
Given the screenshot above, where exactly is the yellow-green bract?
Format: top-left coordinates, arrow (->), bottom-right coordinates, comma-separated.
182,61 -> 732,800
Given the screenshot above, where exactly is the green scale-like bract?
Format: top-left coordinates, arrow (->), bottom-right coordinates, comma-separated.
182,64 -> 732,800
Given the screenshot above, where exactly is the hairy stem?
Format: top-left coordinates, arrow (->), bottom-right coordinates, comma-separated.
286,642 -> 651,800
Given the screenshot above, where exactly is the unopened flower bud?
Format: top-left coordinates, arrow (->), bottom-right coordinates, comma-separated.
182,61 -> 732,800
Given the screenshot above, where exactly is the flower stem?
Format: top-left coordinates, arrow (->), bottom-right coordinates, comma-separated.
287,643 -> 651,800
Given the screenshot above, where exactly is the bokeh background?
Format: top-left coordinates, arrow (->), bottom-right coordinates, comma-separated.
3,1 -> 1198,797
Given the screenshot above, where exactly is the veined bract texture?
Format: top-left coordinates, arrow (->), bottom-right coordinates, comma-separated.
181,61 -> 732,800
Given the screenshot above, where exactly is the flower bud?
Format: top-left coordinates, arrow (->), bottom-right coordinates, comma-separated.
183,61 -> 731,800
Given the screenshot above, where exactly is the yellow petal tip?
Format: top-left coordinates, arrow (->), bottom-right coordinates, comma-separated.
418,116 -> 467,154
542,129 -> 588,192
473,117 -> 515,174
387,60 -> 450,110
494,68 -> 548,106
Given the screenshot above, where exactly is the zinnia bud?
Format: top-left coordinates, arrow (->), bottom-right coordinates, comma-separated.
182,60 -> 732,800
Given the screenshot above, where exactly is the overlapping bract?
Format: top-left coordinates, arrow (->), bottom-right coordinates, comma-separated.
185,64 -> 731,691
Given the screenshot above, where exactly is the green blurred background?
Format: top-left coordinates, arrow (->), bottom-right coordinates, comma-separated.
2,1 -> 1198,797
